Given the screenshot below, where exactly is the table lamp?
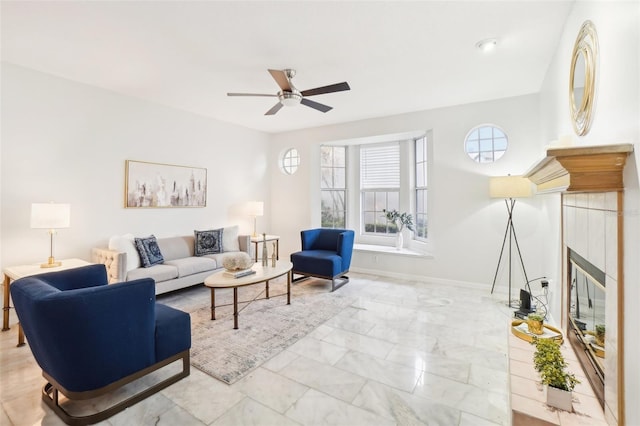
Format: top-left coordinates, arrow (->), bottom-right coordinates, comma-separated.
31,202 -> 71,268
248,201 -> 264,237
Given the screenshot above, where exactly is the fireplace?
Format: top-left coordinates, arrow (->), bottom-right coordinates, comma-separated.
525,143 -> 632,425
567,248 -> 605,407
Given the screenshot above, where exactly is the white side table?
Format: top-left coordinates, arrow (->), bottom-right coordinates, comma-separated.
250,235 -> 280,263
2,258 -> 91,346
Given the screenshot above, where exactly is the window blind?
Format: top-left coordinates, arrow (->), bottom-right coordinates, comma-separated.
360,144 -> 400,188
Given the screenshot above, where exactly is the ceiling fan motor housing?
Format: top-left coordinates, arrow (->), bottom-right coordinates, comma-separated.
278,90 -> 302,107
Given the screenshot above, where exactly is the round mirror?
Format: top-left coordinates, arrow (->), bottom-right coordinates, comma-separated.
569,21 -> 598,136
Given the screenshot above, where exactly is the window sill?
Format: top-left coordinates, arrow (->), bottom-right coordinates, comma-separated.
353,243 -> 432,258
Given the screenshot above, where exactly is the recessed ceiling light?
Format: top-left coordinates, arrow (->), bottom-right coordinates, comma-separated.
476,38 -> 498,52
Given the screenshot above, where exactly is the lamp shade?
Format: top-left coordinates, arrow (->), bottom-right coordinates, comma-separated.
31,203 -> 71,229
489,176 -> 532,199
248,201 -> 264,217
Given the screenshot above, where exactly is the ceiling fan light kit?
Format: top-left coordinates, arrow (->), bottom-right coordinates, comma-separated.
227,68 -> 350,116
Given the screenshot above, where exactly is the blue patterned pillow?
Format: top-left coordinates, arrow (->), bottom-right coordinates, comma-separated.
194,229 -> 223,256
134,235 -> 164,267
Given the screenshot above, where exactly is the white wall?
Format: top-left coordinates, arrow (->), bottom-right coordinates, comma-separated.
1,63 -> 270,269
538,2 -> 640,424
270,94 -> 547,291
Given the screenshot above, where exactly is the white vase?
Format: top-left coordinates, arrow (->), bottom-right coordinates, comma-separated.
395,232 -> 403,250
544,385 -> 573,411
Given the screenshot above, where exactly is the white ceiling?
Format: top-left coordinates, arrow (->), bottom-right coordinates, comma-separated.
1,1 -> 574,134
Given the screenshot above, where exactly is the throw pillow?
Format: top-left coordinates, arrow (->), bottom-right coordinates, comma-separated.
134,235 -> 164,268
222,225 -> 240,252
108,233 -> 141,272
194,229 -> 223,256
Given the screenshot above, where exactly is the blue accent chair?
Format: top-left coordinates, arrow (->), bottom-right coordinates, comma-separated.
290,228 -> 355,291
10,264 -> 191,425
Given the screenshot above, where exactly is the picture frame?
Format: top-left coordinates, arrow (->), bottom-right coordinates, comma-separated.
125,160 -> 207,208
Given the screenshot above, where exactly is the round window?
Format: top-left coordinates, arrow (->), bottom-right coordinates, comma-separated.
464,125 -> 508,163
281,148 -> 300,175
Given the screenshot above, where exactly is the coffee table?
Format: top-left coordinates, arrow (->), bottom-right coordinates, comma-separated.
204,261 -> 292,329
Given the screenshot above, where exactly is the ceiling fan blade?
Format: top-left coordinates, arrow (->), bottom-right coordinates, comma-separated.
265,102 -> 284,115
301,82 -> 350,97
268,69 -> 292,92
227,93 -> 276,97
301,98 -> 332,113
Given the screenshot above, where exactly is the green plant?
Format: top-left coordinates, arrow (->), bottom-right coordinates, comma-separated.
531,338 -> 579,392
382,209 -> 414,232
595,324 -> 605,334
528,313 -> 544,322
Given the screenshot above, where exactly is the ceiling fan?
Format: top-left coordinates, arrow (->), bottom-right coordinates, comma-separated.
227,69 -> 350,115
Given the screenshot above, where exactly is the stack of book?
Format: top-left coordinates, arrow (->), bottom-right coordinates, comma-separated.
223,268 -> 256,278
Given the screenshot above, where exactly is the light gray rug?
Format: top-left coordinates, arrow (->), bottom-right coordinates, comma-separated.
183,278 -> 356,384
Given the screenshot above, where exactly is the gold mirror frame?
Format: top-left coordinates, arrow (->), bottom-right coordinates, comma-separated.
569,20 -> 599,136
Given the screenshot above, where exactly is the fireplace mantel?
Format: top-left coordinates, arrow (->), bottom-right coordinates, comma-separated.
524,144 -> 633,193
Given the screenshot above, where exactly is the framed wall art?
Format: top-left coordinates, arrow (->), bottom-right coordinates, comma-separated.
125,160 -> 207,208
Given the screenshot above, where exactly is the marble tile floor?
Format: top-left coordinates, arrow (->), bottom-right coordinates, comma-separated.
0,273 -> 516,426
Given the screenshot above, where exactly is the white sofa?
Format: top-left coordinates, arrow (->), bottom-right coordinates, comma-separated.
91,226 -> 251,295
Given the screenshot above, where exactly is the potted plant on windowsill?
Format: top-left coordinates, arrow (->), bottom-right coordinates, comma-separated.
382,209 -> 414,250
532,337 -> 579,411
527,313 -> 545,335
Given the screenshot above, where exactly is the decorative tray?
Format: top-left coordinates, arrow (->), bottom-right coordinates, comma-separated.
511,320 -> 563,344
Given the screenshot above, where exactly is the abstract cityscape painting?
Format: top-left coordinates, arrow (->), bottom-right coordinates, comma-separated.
125,160 -> 207,208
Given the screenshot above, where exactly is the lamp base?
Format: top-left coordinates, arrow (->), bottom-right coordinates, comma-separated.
41,257 -> 62,268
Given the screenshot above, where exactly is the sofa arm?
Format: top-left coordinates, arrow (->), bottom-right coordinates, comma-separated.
91,248 -> 126,283
238,234 -> 251,254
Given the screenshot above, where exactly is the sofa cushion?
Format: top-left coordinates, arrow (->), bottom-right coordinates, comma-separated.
108,234 -> 141,272
222,225 -> 240,252
194,229 -> 222,256
157,236 -> 194,261
127,264 -> 178,283
135,235 -> 164,267
164,257 -> 217,277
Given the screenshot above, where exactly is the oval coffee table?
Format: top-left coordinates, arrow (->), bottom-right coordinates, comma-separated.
204,261 -> 292,329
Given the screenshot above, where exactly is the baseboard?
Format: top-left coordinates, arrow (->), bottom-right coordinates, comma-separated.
349,267 -> 491,290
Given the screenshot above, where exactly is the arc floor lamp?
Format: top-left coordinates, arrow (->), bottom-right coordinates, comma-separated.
489,175 -> 532,307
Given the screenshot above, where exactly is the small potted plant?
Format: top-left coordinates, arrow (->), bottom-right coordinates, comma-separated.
595,324 -> 605,347
382,209 -> 414,250
527,313 -> 545,335
532,337 -> 579,411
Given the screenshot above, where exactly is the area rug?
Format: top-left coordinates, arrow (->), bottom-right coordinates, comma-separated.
185,279 -> 356,384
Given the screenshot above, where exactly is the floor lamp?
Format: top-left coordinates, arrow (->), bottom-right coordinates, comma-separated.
489,175 -> 532,307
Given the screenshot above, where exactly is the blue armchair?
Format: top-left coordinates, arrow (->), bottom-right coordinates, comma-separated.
290,228 -> 355,291
10,264 -> 191,425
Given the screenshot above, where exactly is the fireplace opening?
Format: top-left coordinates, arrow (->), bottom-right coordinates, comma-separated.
567,248 -> 605,407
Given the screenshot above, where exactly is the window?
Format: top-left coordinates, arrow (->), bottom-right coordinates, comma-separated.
464,125 -> 508,163
320,146 -> 346,228
281,148 -> 300,175
415,137 -> 428,239
360,143 -> 400,235
318,132 -> 430,250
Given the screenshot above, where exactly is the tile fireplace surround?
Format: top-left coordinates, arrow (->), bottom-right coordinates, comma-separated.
523,144 -> 633,426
